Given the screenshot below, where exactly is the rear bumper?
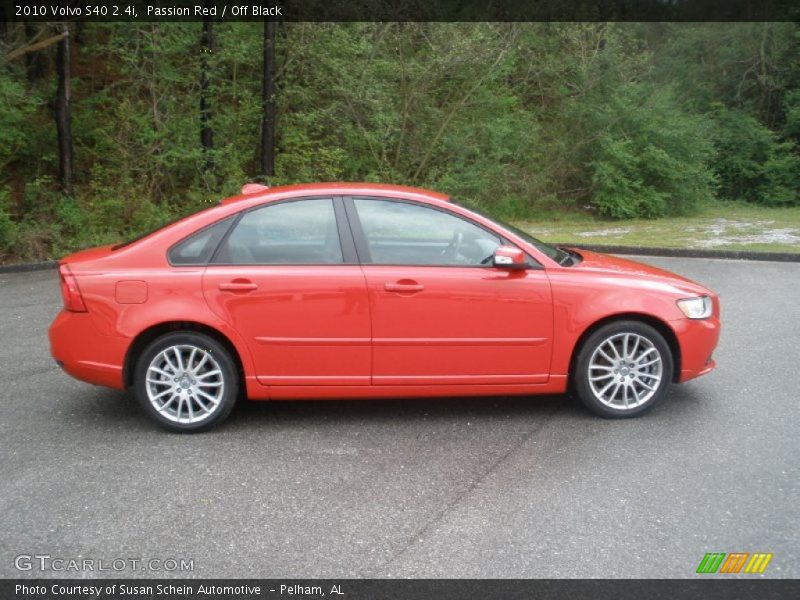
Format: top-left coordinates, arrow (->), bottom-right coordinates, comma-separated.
672,315 -> 721,383
48,310 -> 129,390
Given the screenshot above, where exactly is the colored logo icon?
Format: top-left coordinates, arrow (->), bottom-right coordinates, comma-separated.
696,552 -> 773,574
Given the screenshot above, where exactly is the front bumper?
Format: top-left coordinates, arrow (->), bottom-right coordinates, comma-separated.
49,310 -> 129,390
672,315 -> 721,383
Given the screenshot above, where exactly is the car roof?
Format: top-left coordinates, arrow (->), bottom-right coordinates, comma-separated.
220,182 -> 450,206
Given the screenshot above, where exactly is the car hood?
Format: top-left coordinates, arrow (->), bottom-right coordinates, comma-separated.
564,247 -> 711,295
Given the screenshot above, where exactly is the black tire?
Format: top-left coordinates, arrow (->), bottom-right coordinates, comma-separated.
134,332 -> 239,432
572,320 -> 673,418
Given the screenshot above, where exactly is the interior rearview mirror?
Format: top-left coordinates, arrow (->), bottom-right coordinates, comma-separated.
493,245 -> 526,270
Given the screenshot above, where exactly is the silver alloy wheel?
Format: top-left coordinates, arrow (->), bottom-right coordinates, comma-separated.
145,344 -> 225,424
587,332 -> 663,410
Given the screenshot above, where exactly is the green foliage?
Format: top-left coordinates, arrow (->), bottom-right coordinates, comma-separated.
711,105 -> 800,206
0,22 -> 799,261
782,90 -> 800,143
0,74 -> 37,172
0,188 -> 18,256
588,86 -> 716,218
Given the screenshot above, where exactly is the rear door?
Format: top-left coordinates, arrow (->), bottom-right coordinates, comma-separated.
202,197 -> 371,386
346,197 -> 553,385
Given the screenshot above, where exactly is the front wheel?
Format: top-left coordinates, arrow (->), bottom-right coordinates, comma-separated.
134,332 -> 239,432
573,321 -> 673,418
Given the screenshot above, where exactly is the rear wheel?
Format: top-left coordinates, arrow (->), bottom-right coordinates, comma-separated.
573,321 -> 673,418
134,332 -> 238,432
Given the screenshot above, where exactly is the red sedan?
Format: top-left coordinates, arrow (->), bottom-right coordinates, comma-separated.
49,183 -> 721,431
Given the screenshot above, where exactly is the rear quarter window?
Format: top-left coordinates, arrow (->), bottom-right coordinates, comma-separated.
168,216 -> 235,265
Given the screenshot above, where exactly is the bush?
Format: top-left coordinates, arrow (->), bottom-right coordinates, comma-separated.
587,85 -> 716,218
711,104 -> 800,206
0,74 -> 37,172
0,188 -> 18,256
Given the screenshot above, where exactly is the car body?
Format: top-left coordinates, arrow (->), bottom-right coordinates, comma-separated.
49,183 -> 721,431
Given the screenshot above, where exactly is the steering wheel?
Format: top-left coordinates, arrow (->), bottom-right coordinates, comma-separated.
441,230 -> 464,262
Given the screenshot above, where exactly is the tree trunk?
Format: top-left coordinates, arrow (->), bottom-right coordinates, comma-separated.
24,22 -> 46,84
55,23 -> 74,196
260,21 -> 276,178
200,16 -> 214,172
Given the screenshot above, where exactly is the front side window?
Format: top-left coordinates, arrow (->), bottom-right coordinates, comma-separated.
354,199 -> 502,266
214,198 -> 343,264
464,204 -> 570,264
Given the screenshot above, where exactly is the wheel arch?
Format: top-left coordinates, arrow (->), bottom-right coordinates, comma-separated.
123,321 -> 245,389
568,313 -> 681,385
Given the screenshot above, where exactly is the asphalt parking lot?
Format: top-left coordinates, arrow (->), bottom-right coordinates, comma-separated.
0,256 -> 798,579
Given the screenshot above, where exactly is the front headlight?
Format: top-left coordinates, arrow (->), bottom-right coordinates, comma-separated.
677,296 -> 713,319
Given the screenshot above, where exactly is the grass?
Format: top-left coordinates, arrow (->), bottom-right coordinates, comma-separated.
512,201 -> 800,253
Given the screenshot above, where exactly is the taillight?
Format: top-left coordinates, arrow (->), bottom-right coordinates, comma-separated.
59,265 -> 87,312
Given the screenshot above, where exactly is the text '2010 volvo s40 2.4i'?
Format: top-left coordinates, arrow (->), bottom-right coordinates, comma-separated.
49,183 -> 721,432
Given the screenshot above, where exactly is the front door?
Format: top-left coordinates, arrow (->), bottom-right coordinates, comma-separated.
347,197 -> 553,385
202,197 -> 371,386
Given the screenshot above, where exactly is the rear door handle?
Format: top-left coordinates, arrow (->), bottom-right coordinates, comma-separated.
384,282 -> 425,293
218,280 -> 258,292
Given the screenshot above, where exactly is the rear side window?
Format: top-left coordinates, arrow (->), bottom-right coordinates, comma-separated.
168,216 -> 234,265
213,198 -> 343,265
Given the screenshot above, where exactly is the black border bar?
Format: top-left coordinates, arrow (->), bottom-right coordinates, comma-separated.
3,579 -> 800,600
2,0 -> 799,22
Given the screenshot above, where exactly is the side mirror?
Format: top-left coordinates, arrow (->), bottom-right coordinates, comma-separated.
493,245 -> 527,270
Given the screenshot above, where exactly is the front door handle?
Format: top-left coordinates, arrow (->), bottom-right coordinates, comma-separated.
384,281 -> 425,293
218,279 -> 258,292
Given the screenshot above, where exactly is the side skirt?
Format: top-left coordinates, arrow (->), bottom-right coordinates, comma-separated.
245,375 -> 568,401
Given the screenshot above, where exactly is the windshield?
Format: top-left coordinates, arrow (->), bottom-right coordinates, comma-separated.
457,203 -> 570,264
